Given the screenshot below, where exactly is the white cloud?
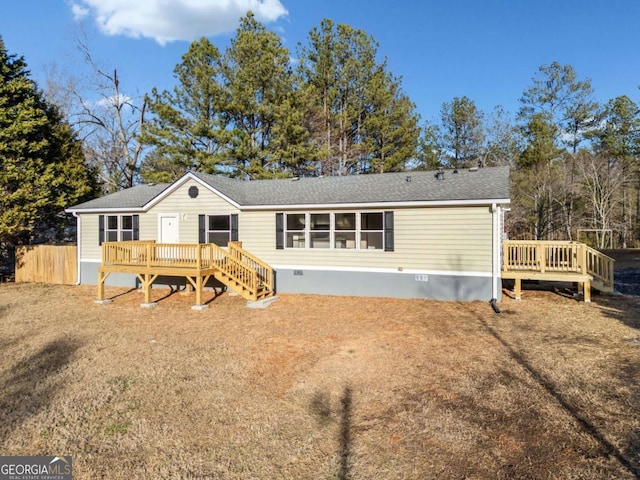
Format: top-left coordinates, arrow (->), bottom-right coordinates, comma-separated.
70,2 -> 89,20
70,0 -> 288,45
96,94 -> 132,109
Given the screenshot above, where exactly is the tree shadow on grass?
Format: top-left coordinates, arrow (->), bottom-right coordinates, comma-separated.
0,336 -> 82,444
474,309 -> 640,478
310,385 -> 353,480
593,294 -> 640,331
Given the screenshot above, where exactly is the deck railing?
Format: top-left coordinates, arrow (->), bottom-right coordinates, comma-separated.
101,240 -> 273,300
585,245 -> 615,288
502,240 -> 614,289
102,240 -> 223,269
227,241 -> 274,293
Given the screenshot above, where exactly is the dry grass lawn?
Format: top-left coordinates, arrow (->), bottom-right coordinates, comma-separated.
0,283 -> 639,479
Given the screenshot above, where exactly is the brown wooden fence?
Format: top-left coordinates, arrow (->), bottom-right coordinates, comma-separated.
15,245 -> 77,285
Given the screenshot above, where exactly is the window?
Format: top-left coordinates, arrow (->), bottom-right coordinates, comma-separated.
334,213 -> 356,249
276,212 -> 393,251
360,212 -> 383,250
310,213 -> 330,248
199,214 -> 238,247
99,215 -> 138,244
286,213 -> 306,248
208,215 -> 230,246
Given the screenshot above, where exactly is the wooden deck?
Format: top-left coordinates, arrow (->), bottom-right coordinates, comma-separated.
97,241 -> 274,308
502,241 -> 615,302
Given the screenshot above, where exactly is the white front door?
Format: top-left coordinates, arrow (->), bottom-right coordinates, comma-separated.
159,214 -> 179,243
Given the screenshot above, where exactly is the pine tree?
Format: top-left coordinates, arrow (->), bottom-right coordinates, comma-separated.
0,37 -> 96,248
299,19 -> 419,175
440,96 -> 485,169
141,37 -> 227,182
221,12 -> 297,178
363,70 -> 420,173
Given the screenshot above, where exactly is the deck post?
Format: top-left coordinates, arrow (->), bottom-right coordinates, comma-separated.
137,273 -> 159,307
584,280 -> 591,303
537,243 -> 545,273
146,242 -> 152,268
608,259 -> 614,288
95,269 -> 112,304
97,270 -> 105,300
579,244 -> 587,274
144,274 -> 152,304
514,278 -> 522,301
195,274 -> 203,306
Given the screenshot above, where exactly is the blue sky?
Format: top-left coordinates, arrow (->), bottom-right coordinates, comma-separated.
1,0 -> 639,123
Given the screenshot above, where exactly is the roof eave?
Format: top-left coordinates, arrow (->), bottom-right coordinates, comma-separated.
65,206 -> 148,214
239,198 -> 511,211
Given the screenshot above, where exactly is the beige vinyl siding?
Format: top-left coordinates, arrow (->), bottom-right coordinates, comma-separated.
147,179 -> 240,244
80,214 -> 101,260
239,206 -> 493,273
79,212 -> 157,261
79,179 -> 240,260
79,177 -> 493,273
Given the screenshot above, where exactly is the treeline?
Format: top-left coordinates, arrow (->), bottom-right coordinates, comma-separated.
138,14 -> 640,247
2,12 -> 640,254
420,63 -> 640,248
139,13 -> 420,182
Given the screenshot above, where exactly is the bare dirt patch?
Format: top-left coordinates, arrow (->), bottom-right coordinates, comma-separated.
0,283 -> 639,479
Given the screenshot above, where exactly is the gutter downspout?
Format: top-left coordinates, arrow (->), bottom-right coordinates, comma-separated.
491,203 -> 500,301
72,212 -> 81,285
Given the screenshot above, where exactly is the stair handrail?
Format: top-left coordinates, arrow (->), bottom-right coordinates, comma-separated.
227,241 -> 274,293
207,242 -> 258,296
584,246 -> 615,288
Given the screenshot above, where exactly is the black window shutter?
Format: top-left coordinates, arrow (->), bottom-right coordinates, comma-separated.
133,215 -> 139,240
230,214 -> 239,241
384,211 -> 394,252
198,215 -> 206,243
275,213 -> 284,249
99,215 -> 104,245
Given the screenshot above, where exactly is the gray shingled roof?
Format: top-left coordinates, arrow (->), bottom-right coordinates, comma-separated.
67,166 -> 509,211
191,166 -> 510,206
67,183 -> 171,211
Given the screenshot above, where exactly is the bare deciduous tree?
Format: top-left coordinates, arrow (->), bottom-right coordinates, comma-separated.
45,32 -> 147,193
578,153 -> 628,248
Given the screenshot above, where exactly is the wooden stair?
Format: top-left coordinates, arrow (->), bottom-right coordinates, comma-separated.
585,245 -> 615,293
212,241 -> 275,302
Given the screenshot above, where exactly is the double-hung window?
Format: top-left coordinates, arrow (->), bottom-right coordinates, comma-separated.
276,212 -> 393,251
360,212 -> 384,250
310,213 -> 330,248
99,214 -> 139,244
285,213 -> 306,248
198,214 -> 238,247
334,213 -> 356,249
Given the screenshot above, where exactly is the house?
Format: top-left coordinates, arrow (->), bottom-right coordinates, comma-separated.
65,166 -> 511,302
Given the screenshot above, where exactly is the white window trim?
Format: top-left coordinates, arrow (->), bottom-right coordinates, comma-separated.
205,214 -> 232,246
283,212 -> 385,250
105,214 -> 135,242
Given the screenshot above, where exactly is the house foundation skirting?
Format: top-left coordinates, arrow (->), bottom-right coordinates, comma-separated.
79,261 -> 496,302
274,267 -> 494,302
